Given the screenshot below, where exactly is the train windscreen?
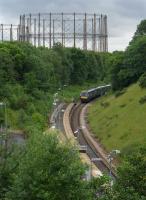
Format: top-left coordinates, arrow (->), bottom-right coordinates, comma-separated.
80,92 -> 88,97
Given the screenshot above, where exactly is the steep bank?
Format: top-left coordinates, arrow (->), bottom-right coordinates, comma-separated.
87,83 -> 146,153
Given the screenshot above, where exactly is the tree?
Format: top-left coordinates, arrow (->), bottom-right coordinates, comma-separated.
70,48 -> 89,84
133,20 -> 146,38
109,51 -> 124,90
6,132 -> 91,200
0,145 -> 23,200
113,147 -> 146,199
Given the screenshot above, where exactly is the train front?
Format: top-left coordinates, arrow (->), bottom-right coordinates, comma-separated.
80,91 -> 89,103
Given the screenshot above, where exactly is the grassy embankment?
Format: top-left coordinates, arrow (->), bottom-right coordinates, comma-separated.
87,83 -> 146,153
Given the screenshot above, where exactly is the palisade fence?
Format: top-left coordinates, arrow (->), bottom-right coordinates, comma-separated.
0,13 -> 108,52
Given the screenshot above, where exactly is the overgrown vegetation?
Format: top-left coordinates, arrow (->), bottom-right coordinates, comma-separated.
110,20 -> 146,91
0,42 -> 111,133
139,72 -> 146,88
4,132 -> 91,200
0,41 -> 110,199
1,19 -> 146,199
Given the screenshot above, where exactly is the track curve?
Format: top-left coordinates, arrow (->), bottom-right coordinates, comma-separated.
70,102 -> 116,177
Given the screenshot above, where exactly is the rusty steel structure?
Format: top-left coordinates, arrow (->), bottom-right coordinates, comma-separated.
0,13 -> 108,52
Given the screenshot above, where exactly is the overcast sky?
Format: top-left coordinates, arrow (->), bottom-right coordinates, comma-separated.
0,0 -> 146,52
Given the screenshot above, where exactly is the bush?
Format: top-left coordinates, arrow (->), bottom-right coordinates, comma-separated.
139,72 -> 146,88
100,101 -> 110,108
114,89 -> 126,97
139,95 -> 146,104
119,104 -> 126,108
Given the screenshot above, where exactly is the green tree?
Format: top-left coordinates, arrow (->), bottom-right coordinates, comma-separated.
0,145 -> 23,200
133,20 -> 146,40
6,132 -> 91,200
70,48 -> 88,84
113,147 -> 146,199
109,51 -> 124,90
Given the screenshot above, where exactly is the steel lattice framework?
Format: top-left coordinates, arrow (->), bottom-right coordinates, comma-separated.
0,24 -> 19,41
0,13 -> 108,52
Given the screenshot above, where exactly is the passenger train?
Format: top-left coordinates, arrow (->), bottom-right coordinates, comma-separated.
80,84 -> 111,103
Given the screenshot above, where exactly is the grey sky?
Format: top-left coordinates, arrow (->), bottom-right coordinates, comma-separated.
0,0 -> 146,52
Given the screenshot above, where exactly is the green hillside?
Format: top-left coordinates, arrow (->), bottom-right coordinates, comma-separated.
87,83 -> 146,153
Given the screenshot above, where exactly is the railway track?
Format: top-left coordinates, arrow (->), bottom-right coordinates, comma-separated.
51,101 -> 116,177
70,102 -> 116,177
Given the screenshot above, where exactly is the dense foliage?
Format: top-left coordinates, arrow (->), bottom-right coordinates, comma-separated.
110,20 -> 146,90
115,147 -> 146,198
98,147 -> 146,200
0,41 -> 109,199
139,72 -> 146,88
0,130 -> 93,199
0,42 -> 110,133
1,18 -> 146,199
1,20 -> 146,133
4,132 -> 91,200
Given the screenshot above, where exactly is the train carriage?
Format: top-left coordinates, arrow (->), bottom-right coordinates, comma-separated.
80,84 -> 111,103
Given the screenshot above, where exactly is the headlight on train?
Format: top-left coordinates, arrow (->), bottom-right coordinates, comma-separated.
80,96 -> 88,99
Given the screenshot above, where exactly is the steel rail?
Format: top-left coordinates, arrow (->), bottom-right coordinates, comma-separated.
69,102 -> 116,178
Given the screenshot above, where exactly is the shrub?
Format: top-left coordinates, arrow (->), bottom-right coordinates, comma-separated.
100,101 -> 110,108
139,95 -> 146,104
139,72 -> 146,88
114,89 -> 126,97
119,104 -> 126,108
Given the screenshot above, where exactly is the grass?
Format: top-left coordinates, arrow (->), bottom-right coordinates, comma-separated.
87,83 -> 146,153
